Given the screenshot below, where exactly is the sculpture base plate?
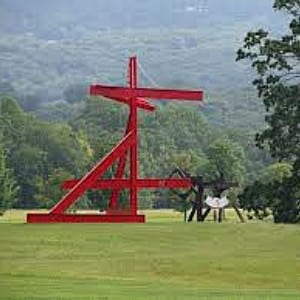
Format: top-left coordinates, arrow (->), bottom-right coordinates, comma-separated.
27,213 -> 145,223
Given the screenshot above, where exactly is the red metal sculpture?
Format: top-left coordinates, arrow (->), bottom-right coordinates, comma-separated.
27,57 -> 203,223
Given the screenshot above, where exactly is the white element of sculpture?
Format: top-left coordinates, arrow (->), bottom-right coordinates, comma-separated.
205,196 -> 229,208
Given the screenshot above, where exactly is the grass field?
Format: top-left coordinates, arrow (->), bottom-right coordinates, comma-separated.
0,210 -> 299,300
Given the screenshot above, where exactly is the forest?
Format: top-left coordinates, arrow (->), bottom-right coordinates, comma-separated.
0,94 -> 267,207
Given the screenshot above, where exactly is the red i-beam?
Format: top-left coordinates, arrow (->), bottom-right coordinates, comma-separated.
27,57 -> 203,223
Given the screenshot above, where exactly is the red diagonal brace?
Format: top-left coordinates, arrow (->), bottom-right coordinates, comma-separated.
51,131 -> 134,214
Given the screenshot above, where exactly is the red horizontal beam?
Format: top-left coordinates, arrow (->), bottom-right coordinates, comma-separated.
27,213 -> 145,223
90,85 -> 203,101
62,178 -> 192,190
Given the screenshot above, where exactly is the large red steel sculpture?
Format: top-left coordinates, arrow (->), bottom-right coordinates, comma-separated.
27,57 -> 203,223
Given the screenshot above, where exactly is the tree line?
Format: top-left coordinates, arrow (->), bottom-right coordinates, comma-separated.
0,93 -> 293,222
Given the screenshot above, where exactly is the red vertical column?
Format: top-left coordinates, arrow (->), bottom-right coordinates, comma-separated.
129,56 -> 138,215
108,118 -> 130,211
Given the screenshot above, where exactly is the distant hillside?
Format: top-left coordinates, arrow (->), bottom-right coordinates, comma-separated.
0,0 -> 285,130
0,27 -> 255,95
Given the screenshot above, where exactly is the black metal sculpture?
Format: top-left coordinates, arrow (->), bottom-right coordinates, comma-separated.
169,168 -> 245,223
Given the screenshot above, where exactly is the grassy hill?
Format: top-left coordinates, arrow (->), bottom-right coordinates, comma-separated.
0,210 -> 299,299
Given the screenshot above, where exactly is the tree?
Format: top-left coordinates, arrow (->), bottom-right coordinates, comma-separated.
169,192 -> 191,222
0,133 -> 18,215
34,167 -> 73,209
205,138 -> 246,183
167,150 -> 208,174
237,0 -> 300,223
0,96 -> 93,208
239,163 -> 298,222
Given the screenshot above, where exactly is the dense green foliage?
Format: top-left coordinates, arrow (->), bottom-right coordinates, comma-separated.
0,133 -> 18,215
0,96 -> 91,209
0,94 -> 269,213
240,162 -> 295,221
237,0 -> 300,223
0,210 -> 299,299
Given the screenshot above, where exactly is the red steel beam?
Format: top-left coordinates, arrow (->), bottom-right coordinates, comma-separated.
90,85 -> 203,101
27,213 -> 145,223
50,131 -> 134,214
129,56 -> 138,215
108,152 -> 128,210
108,113 -> 131,210
105,96 -> 155,111
62,178 -> 192,190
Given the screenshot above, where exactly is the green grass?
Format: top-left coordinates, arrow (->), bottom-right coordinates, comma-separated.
0,210 -> 299,300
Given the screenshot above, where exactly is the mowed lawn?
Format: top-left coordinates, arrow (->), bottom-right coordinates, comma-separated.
0,210 -> 299,300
